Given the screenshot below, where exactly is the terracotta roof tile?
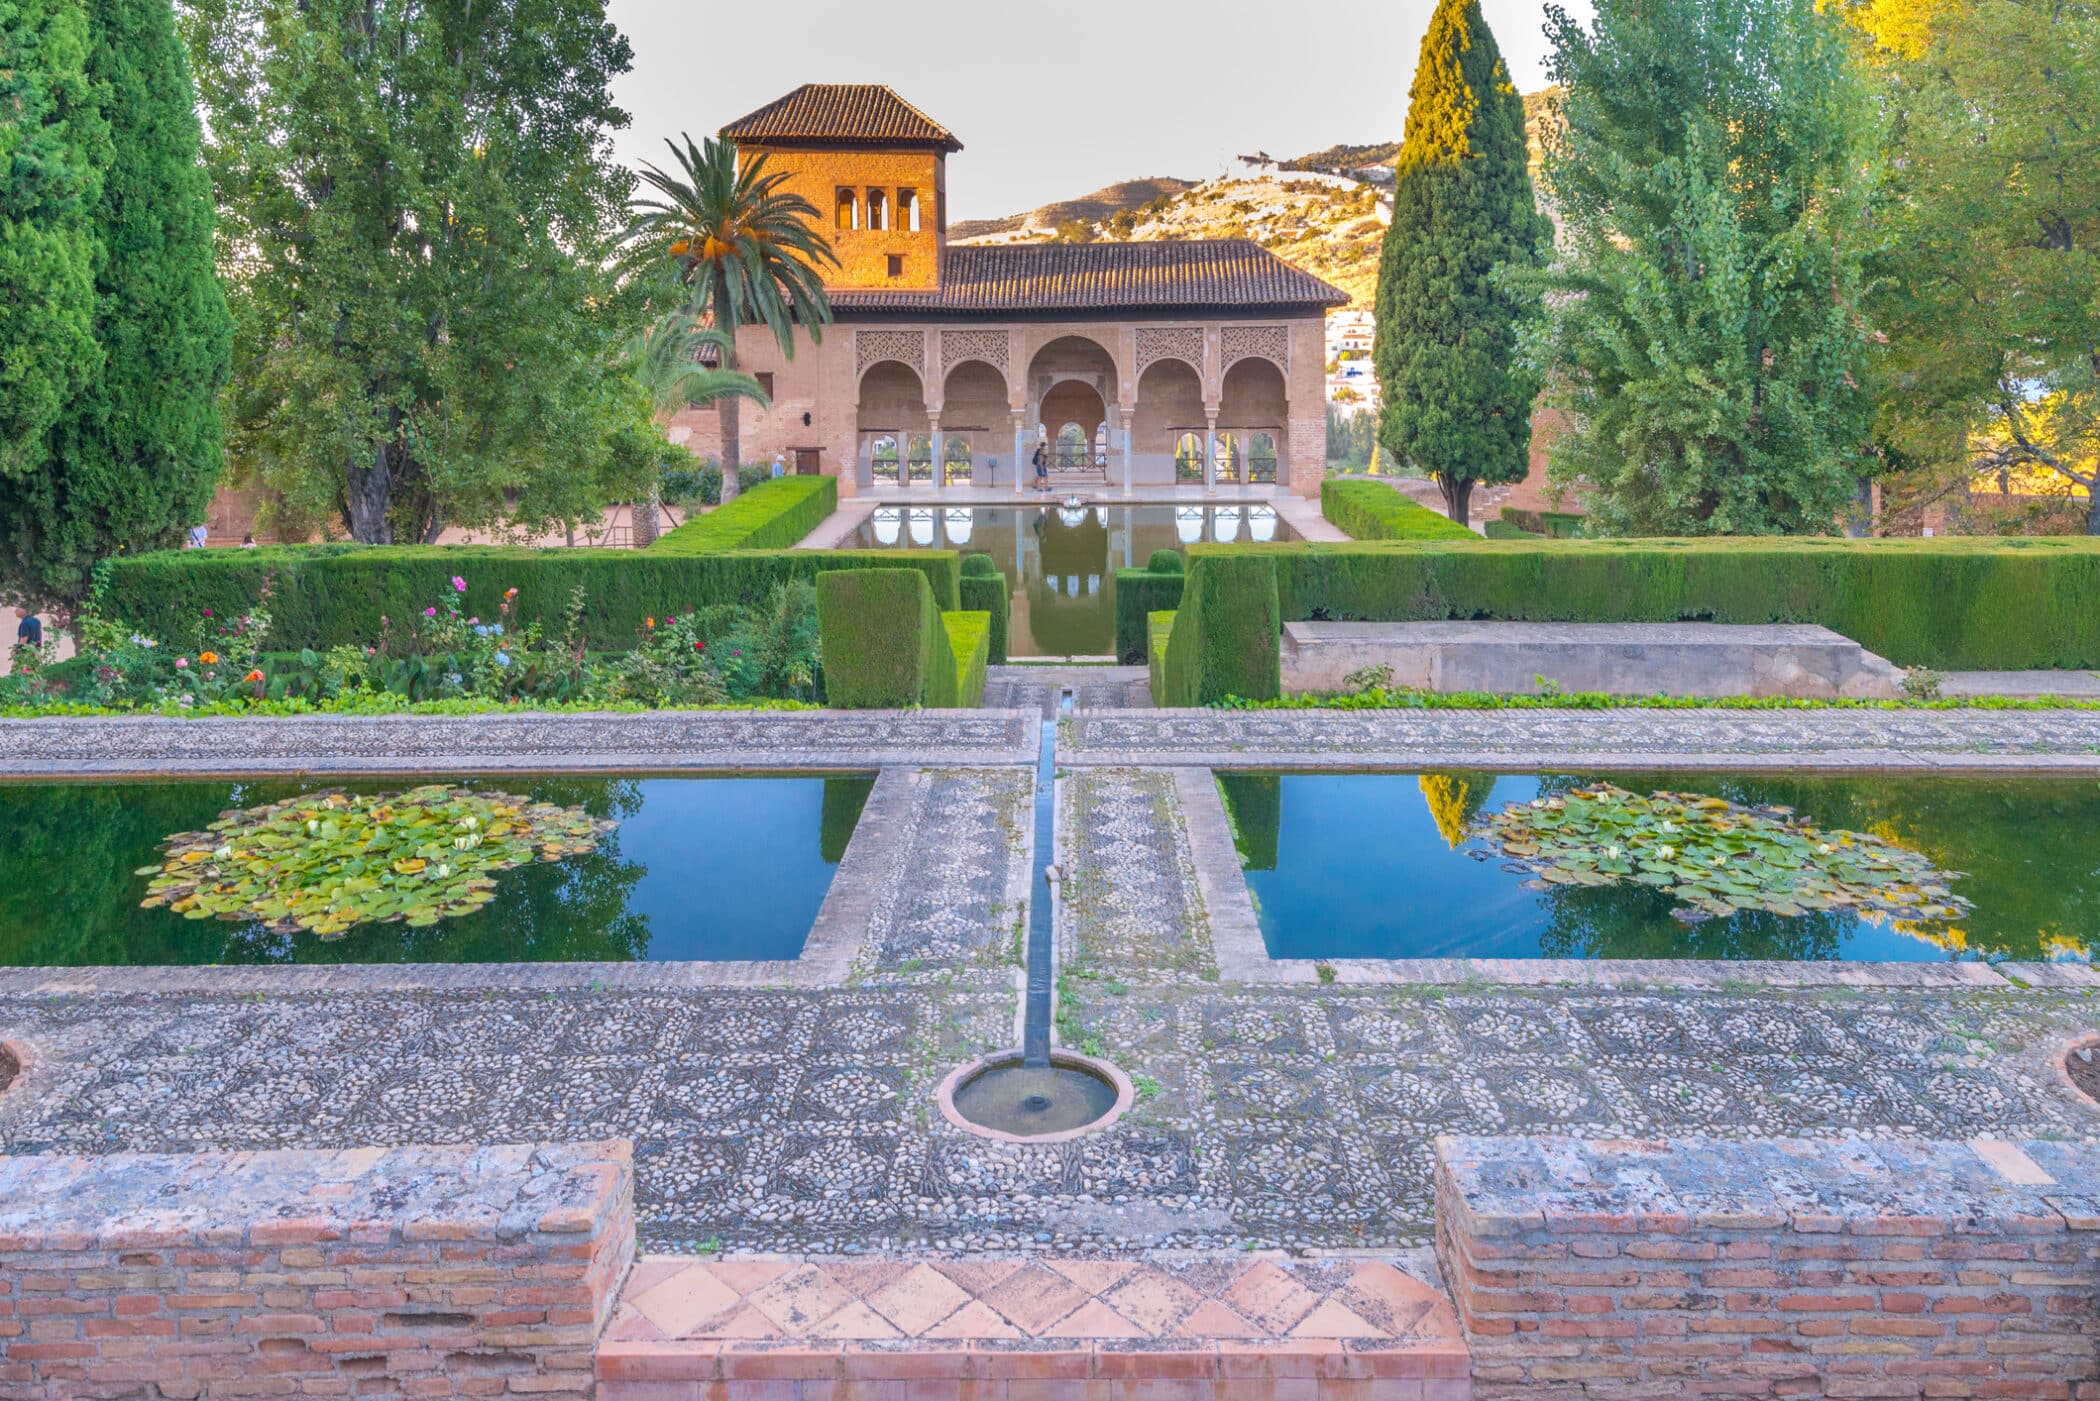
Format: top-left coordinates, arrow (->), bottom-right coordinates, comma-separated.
832,240 -> 1347,314
721,84 -> 961,152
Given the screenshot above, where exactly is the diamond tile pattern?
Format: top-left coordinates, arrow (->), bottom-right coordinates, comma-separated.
604,1254 -> 1457,1349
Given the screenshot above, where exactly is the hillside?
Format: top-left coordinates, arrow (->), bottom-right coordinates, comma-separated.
948,90 -> 1561,311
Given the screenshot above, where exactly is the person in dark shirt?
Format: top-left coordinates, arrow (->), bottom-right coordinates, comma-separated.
1032,442 -> 1048,491
15,613 -> 42,648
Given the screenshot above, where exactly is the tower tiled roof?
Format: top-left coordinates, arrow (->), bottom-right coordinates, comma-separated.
831,240 -> 1348,314
721,84 -> 962,152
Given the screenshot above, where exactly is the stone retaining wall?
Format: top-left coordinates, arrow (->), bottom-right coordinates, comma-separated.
1434,1134 -> 2100,1400
0,1140 -> 633,1398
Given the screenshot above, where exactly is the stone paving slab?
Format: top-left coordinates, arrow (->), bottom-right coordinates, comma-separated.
0,709 -> 1039,776
1943,669 -> 2100,699
1062,708 -> 2100,770
985,666 -> 1151,716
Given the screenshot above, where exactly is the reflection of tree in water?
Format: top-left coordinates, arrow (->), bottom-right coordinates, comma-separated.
1419,772 -> 1494,849
0,778 -> 656,967
1531,882 -> 1852,961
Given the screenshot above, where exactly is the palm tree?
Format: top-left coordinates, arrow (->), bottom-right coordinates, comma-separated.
627,134 -> 836,501
626,316 -> 773,543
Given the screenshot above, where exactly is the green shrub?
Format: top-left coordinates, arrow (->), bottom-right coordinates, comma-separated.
1113,567 -> 1187,663
100,545 -> 958,652
651,476 -> 836,554
1160,551 -> 1280,705
960,570 -> 1010,664
961,552 -> 1000,577
1164,537 -> 2100,696
1148,610 -> 1176,703
1502,506 -> 1586,538
1482,519 -> 1544,539
816,569 -> 943,709
1147,549 -> 1184,574
941,612 -> 991,707
1322,478 -> 1479,541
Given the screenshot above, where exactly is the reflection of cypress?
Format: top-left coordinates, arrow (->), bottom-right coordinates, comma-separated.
1217,774 -> 1281,871
821,776 -> 877,865
1418,771 -> 1495,849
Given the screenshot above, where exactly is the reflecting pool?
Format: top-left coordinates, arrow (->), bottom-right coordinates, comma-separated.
0,775 -> 872,966
1220,771 -> 2099,964
846,505 -> 1297,657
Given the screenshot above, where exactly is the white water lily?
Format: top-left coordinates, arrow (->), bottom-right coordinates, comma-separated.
1658,845 -> 1677,860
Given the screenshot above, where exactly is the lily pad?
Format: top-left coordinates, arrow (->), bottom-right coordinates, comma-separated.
1471,783 -> 1974,927
140,785 -> 616,941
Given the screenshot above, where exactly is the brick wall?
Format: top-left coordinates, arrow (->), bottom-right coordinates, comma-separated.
0,1139 -> 634,1398
1435,1134 -> 2100,1400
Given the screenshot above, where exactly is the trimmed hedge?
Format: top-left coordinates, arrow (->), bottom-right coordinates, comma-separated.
100,544 -> 959,652
816,568 -> 986,708
1113,566 -> 1187,663
942,612 -> 991,707
1482,519 -> 1544,540
1148,610 -> 1176,702
1159,551 -> 1280,706
1163,537 -> 2100,702
1322,478 -> 1479,542
651,476 -> 837,554
1503,506 -> 1586,539
1147,549 -> 1184,575
960,570 -> 1010,665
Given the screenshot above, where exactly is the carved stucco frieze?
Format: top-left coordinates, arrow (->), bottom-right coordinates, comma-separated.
1221,324 -> 1290,373
856,328 -> 926,379
939,329 -> 1009,378
1134,326 -> 1205,377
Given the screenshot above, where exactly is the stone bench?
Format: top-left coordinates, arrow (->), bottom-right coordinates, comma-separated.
1281,620 -> 1904,699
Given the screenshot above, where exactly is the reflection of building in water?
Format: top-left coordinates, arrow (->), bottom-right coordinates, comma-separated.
664,84 -> 1345,497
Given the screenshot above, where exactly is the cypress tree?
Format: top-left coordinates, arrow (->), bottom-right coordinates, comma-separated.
0,0 -> 106,481
1373,0 -> 1550,525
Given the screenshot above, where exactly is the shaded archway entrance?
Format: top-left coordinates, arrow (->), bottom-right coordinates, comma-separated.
1041,381 -> 1107,472
1026,336 -> 1118,485
857,360 -> 928,487
1219,356 -> 1288,487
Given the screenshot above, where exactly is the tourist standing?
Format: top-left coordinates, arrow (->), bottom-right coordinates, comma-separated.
1032,441 -> 1048,491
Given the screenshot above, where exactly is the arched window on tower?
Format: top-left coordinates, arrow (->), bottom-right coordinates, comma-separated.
867,189 -> 888,231
835,189 -> 858,230
899,189 -> 920,231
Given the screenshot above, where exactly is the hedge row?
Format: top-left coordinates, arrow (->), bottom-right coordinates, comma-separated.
815,568 -> 987,708
1502,506 -> 1586,538
1147,610 -> 1176,702
960,554 -> 1010,665
1160,536 -> 2100,702
1114,567 -> 1186,663
1321,478 -> 1480,542
100,543 -> 959,652
650,476 -> 837,554
1482,519 -> 1543,539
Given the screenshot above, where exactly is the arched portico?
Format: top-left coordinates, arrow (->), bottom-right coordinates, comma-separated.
857,360 -> 928,488
1218,356 -> 1289,486
939,359 -> 1007,486
1016,336 -> 1121,493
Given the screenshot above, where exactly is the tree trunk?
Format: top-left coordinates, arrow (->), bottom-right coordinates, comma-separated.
346,444 -> 393,543
1440,475 -> 1475,527
718,333 -> 742,503
633,485 -> 661,546
2086,489 -> 2100,537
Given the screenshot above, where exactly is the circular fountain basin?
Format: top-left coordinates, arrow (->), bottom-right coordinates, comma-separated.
936,1048 -> 1133,1142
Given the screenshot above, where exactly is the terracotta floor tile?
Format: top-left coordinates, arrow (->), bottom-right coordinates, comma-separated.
621,1259 -> 690,1298
1221,1262 -> 1321,1336
603,1305 -> 667,1344
628,1264 -> 744,1339
980,1263 -> 1090,1336
1168,1299 -> 1266,1340
746,1265 -> 857,1333
1288,1299 -> 1385,1340
1338,1263 -> 1443,1336
1100,1269 -> 1203,1336
921,1300 -> 1024,1340
1039,1299 -> 1150,1340
707,1259 -> 799,1297
1046,1260 -> 1139,1295
806,1300 -> 905,1341
866,1263 -> 973,1337
826,1261 -> 913,1299
929,1259 -> 1026,1296
694,1304 -> 784,1340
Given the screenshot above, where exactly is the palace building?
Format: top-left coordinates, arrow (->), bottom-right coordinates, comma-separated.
667,84 -> 1348,497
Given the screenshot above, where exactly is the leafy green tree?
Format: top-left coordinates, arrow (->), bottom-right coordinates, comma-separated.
626,316 -> 770,543
2,0 -> 230,612
183,0 -> 656,544
0,0 -> 105,480
1849,0 -> 2100,530
1526,0 -> 1884,535
627,135 -> 835,500
1373,0 -> 1551,524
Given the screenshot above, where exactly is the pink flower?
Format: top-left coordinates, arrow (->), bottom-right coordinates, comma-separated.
467,617 -> 479,626
202,609 -> 213,618
175,657 -> 189,669
451,576 -> 467,592
424,607 -> 437,617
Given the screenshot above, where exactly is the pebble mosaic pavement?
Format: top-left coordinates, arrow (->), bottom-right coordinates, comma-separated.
2,710 -> 2099,1256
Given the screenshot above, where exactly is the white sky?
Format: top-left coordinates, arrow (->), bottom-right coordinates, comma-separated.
604,0 -> 1591,222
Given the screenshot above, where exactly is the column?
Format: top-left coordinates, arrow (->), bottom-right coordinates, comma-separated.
1119,404 -> 1135,499
930,425 -> 944,492
1204,413 -> 1218,493
1012,414 -> 1027,496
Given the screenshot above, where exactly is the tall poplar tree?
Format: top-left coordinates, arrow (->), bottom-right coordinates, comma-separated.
183,0 -> 658,544
1373,0 -> 1550,525
1527,0 -> 1883,536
